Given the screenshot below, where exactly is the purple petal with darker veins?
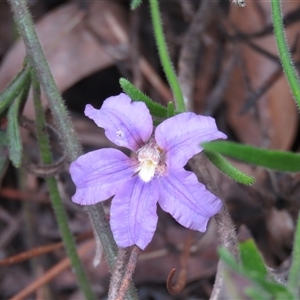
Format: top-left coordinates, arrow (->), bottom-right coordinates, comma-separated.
157,168 -> 222,232
155,112 -> 227,168
70,149 -> 135,205
85,93 -> 153,151
110,176 -> 159,249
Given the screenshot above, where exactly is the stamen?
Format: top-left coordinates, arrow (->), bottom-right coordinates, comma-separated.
136,140 -> 162,182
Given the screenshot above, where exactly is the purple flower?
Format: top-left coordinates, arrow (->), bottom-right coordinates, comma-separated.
70,93 -> 227,250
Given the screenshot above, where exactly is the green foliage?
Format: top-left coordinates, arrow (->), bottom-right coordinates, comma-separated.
219,240 -> 294,299
204,150 -> 255,185
287,212 -> 300,298
167,101 -> 175,118
0,66 -> 31,115
120,78 -> 168,118
245,287 -> 272,300
7,79 -> 31,168
130,0 -> 142,9
7,95 -> 23,167
240,240 -> 267,278
0,131 -> 9,184
203,141 -> 300,172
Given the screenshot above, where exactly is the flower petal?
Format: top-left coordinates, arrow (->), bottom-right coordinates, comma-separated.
110,176 -> 159,249
70,149 -> 135,205
155,112 -> 227,168
85,93 -> 153,151
157,168 -> 222,232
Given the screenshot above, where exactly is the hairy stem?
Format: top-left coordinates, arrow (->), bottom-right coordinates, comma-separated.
271,0 -> 300,109
149,0 -> 185,112
116,246 -> 141,300
108,247 -> 131,300
189,154 -> 239,300
88,204 -> 139,300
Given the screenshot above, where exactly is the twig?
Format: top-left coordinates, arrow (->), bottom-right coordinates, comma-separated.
0,231 -> 92,266
10,240 -> 94,300
240,67 -> 282,114
86,11 -> 172,103
205,46 -> 237,115
178,0 -> 215,111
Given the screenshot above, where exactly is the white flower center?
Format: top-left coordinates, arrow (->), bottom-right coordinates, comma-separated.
136,141 -> 161,182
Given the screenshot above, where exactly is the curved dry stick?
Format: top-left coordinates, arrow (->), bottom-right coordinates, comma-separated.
166,231 -> 193,295
167,267 -> 187,296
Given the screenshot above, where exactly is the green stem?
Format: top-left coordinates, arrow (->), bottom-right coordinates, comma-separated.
31,70 -> 95,300
271,0 -> 300,109
47,178 -> 95,299
149,0 -> 185,112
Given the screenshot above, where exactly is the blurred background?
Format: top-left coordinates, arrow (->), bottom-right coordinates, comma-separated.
0,0 -> 300,299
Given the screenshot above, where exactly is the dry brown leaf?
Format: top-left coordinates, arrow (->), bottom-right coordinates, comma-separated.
0,1 -> 128,119
225,1 -> 299,150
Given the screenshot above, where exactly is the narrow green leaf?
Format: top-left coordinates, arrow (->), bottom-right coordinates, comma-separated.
203,141 -> 300,173
167,101 -> 175,117
119,78 -> 168,118
130,0 -> 142,9
0,131 -> 7,146
7,96 -> 23,167
7,81 -> 31,168
239,239 -> 267,278
205,150 -> 255,185
288,212 -> 300,297
252,275 -> 293,299
0,66 -> 31,115
218,248 -> 241,273
245,287 -> 272,300
219,247 -> 294,299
